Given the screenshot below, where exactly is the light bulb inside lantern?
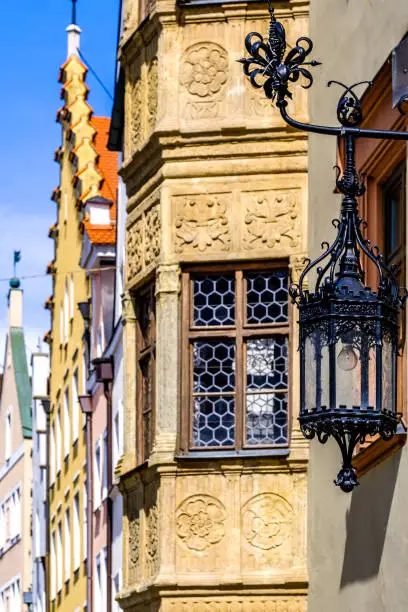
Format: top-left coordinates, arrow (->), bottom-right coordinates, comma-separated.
337,344 -> 358,371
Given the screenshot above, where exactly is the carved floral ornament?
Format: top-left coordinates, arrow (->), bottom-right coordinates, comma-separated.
242,493 -> 293,551
174,195 -> 231,254
176,495 -> 226,551
145,205 -> 161,266
146,505 -> 159,559
126,203 -> 161,282
180,43 -> 228,98
147,58 -> 158,130
127,220 -> 143,280
244,190 -> 300,250
128,515 -> 140,570
131,78 -> 142,149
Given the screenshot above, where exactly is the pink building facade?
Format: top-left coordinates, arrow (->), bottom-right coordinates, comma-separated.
80,162 -> 123,612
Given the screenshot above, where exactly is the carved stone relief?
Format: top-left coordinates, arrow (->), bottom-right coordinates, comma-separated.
127,219 -> 143,281
289,253 -> 308,285
147,58 -> 158,132
251,94 -> 274,117
131,78 -> 142,150
128,496 -> 140,583
176,495 -> 226,552
126,203 -> 160,284
145,205 -> 161,266
145,504 -> 159,577
174,195 -> 231,254
180,43 -> 228,119
242,493 -> 293,551
243,190 -> 300,251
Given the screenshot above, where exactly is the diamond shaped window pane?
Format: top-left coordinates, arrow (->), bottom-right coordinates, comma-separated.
246,271 -> 288,324
193,341 -> 235,393
193,396 -> 235,447
193,274 -> 235,326
247,337 -> 288,390
246,393 -> 288,445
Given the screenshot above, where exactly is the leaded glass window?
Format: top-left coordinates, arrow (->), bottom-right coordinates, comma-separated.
181,266 -> 290,452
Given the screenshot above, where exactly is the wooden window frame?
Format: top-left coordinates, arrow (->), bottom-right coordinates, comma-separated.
351,60 -> 408,476
135,283 -> 156,466
180,261 -> 292,455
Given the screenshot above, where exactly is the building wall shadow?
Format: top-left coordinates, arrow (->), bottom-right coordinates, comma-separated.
340,451 -> 401,589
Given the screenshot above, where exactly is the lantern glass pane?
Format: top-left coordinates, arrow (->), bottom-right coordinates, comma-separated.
320,344 -> 330,409
304,331 -> 329,411
366,345 -> 377,410
382,334 -> 394,413
335,336 -> 361,409
304,334 -> 317,411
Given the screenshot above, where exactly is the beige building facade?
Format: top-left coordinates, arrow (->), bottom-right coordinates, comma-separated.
115,0 -> 310,610
308,1 -> 408,611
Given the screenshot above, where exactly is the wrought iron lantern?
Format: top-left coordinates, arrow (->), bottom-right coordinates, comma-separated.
240,0 -> 408,492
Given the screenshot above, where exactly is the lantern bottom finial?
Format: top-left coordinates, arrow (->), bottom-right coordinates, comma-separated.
334,465 -> 359,493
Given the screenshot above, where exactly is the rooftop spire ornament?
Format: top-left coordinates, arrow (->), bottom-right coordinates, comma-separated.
240,0 -> 408,492
71,0 -> 78,25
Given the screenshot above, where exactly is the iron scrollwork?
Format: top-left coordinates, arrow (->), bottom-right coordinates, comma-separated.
239,1 -> 320,102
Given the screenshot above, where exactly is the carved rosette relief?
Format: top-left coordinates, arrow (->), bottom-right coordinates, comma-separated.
243,190 -> 300,251
176,495 -> 226,552
180,43 -> 228,120
126,203 -> 160,284
147,58 -> 158,131
242,493 -> 293,551
127,220 -> 143,281
174,195 -> 231,254
145,505 -> 159,576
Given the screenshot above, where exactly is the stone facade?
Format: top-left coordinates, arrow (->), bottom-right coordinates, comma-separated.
117,1 -> 309,609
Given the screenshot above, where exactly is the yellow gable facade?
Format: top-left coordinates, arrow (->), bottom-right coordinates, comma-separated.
47,37 -> 104,612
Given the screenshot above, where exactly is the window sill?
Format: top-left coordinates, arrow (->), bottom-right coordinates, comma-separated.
176,448 -> 290,460
353,428 -> 407,477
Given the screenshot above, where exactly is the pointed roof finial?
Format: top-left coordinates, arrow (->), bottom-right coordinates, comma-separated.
72,0 -> 78,25
9,251 -> 21,290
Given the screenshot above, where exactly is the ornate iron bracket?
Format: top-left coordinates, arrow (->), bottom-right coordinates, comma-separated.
240,0 -> 408,492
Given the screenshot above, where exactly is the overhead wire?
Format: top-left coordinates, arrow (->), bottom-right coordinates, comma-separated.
77,49 -> 114,102
0,265 -> 123,285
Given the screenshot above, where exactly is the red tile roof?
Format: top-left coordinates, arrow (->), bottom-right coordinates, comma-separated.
91,117 -> 118,220
83,221 -> 116,246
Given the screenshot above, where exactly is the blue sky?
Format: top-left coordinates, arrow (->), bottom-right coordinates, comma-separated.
0,0 -> 120,361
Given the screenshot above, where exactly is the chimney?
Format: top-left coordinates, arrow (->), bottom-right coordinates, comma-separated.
8,279 -> 23,329
66,23 -> 81,58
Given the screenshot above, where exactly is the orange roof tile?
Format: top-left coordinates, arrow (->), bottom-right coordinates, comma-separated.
91,117 -> 118,220
84,221 -> 116,246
